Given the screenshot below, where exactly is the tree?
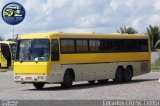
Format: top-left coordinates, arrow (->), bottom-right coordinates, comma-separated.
7,34 -> 19,41
146,25 -> 160,50
0,35 -> 4,41
117,26 -> 138,34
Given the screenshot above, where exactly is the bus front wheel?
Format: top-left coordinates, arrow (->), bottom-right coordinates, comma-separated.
33,82 -> 45,89
61,71 -> 73,88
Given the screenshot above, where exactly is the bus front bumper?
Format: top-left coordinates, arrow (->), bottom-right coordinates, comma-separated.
14,75 -> 47,83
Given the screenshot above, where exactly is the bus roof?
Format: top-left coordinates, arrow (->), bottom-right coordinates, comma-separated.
0,41 -> 16,44
18,32 -> 149,39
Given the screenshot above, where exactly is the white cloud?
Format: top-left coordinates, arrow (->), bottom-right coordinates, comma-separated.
154,0 -> 160,11
49,0 -> 68,9
148,15 -> 160,26
0,0 -> 160,39
132,17 -> 141,29
110,0 -> 123,10
125,0 -> 134,8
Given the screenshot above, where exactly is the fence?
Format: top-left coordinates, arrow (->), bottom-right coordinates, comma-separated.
151,51 -> 160,70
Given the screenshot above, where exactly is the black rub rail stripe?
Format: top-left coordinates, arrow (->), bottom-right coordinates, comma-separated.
61,60 -> 149,65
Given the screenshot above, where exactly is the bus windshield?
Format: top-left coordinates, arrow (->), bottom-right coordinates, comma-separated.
16,39 -> 49,62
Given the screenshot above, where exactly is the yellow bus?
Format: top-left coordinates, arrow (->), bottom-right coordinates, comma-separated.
14,32 -> 151,89
0,41 -> 16,68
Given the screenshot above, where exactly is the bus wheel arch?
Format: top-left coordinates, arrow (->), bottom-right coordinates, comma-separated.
61,68 -> 75,88
113,66 -> 124,83
124,65 -> 133,82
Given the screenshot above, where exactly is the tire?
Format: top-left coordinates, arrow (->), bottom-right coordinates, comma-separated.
88,80 -> 95,84
113,67 -> 123,83
33,83 -> 45,89
124,66 -> 133,82
98,79 -> 109,84
61,71 -> 73,88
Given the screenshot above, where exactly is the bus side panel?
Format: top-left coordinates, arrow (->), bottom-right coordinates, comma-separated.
47,61 -> 150,83
49,63 -> 115,83
59,53 -> 150,65
49,64 -> 66,83
45,51 -> 151,83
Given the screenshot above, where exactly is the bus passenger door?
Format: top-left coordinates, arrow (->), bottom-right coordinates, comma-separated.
1,44 -> 11,68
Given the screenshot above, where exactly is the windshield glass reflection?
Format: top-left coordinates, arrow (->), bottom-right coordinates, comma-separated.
16,39 -> 49,62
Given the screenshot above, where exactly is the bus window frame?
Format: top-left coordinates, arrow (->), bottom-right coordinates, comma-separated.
60,38 -> 149,54
15,39 -> 50,62
51,39 -> 60,61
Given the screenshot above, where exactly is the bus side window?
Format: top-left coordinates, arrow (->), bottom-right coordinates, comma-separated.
51,40 -> 59,61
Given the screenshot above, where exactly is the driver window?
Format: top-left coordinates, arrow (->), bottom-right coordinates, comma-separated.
51,39 -> 59,61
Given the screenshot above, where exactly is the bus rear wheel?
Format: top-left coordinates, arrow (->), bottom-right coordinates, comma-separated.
33,82 -> 45,89
113,67 -> 123,83
98,79 -> 109,84
61,71 -> 73,88
124,66 -> 133,82
88,80 -> 95,84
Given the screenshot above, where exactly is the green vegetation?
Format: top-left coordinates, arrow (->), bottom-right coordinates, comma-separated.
117,25 -> 160,51
151,59 -> 160,71
0,35 -> 4,41
117,26 -> 138,34
146,25 -> 160,50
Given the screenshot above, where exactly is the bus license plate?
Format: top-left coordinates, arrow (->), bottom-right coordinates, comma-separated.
25,77 -> 32,80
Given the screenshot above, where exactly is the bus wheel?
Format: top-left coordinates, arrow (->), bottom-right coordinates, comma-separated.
33,83 -> 45,89
98,79 -> 109,84
113,67 -> 123,83
61,71 -> 73,88
124,66 -> 133,82
88,80 -> 95,84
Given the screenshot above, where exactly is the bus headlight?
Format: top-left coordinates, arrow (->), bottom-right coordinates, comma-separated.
15,76 -> 20,80
37,76 -> 45,80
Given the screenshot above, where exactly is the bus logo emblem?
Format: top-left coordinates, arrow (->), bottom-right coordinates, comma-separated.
1,2 -> 25,25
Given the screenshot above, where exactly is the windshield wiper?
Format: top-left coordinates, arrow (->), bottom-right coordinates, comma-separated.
20,58 -> 23,63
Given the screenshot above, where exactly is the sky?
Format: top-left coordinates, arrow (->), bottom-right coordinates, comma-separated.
0,0 -> 160,39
